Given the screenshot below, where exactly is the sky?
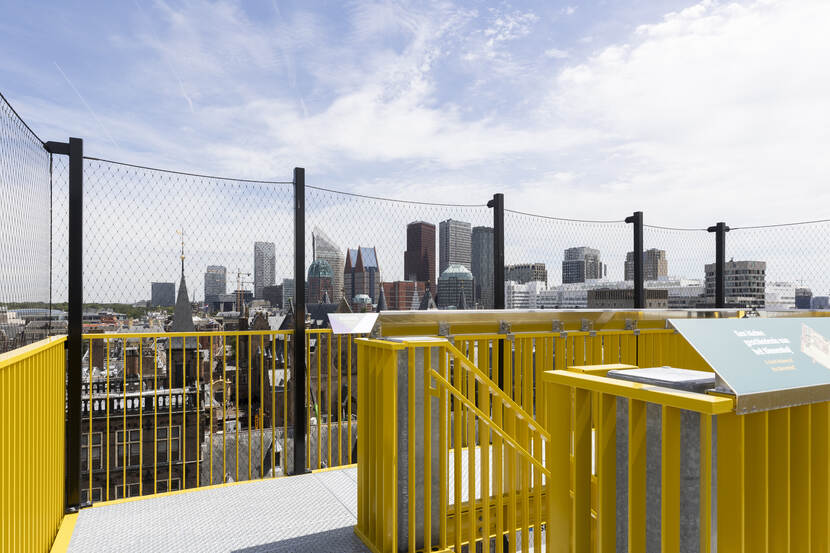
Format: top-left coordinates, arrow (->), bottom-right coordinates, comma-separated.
2,0 -> 830,303
2,0 -> 829,229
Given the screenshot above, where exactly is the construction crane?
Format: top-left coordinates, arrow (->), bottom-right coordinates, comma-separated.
235,269 -> 253,314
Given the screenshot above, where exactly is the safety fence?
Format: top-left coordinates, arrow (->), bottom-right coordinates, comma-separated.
80,329 -> 358,505
0,336 -> 66,552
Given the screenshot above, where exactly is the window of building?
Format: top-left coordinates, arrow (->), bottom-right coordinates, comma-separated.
80,487 -> 102,504
81,432 -> 103,472
115,429 -> 141,467
114,482 -> 140,499
156,477 -> 182,493
156,426 -> 181,463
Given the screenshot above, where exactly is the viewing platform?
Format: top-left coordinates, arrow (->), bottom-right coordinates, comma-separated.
54,466 -> 367,553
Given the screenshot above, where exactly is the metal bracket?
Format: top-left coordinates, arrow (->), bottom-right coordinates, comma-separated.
625,319 -> 638,331
551,320 -> 563,333
438,322 -> 451,337
499,320 -> 511,335
44,140 -> 69,155
580,319 -> 593,332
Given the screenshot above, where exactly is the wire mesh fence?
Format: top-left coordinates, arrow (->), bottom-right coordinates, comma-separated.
0,93 -> 54,352
51,158 -> 294,312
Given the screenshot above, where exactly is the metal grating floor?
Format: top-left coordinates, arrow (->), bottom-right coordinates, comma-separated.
66,466 -> 370,553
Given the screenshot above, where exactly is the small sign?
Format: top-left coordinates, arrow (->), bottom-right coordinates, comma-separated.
328,312 -> 379,335
670,318 -> 830,413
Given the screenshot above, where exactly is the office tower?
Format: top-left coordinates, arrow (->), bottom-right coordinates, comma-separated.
504,263 -> 548,286
282,278 -> 295,308
307,260 -> 334,304
404,221 -> 436,292
344,247 -> 381,303
150,282 -> 175,307
313,227 -> 344,302
204,265 -> 227,305
562,247 -> 605,283
704,259 -> 766,309
471,226 -> 494,308
796,288 -> 813,309
253,242 -> 276,299
625,249 -> 668,281
437,264 -> 474,309
439,219 -> 472,274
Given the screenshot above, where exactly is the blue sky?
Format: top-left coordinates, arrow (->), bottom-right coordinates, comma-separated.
3,0 -> 830,229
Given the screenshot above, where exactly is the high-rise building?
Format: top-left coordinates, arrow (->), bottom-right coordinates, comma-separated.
404,221 -> 436,292
704,259 -> 766,308
471,226 -> 494,308
437,264 -> 474,309
150,282 -> 175,307
439,219 -> 472,274
625,249 -> 668,281
381,281 -> 427,310
204,265 -> 227,305
344,247 -> 381,303
307,259 -> 334,304
505,281 -> 547,309
562,247 -> 605,283
504,263 -> 548,286
282,279 -> 295,309
796,288 -> 813,309
253,242 -> 276,299
313,227 -> 344,302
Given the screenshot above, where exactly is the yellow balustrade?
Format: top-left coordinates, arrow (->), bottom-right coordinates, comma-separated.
0,336 -> 67,553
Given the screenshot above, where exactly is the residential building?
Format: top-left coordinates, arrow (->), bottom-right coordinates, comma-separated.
344,247 -> 381,303
437,264 -> 474,309
562,247 -> 605,283
151,282 -> 175,307
404,221 -> 436,292
253,242 -> 276,299
204,265 -> 227,306
587,288 -> 669,309
765,282 -> 796,310
381,280 -> 427,310
262,284 -> 283,309
471,226 -> 494,308
504,263 -> 548,286
307,259 -> 334,304
704,259 -> 766,309
439,219 -> 472,274
625,249 -> 668,281
312,227 -> 344,302
796,288 -> 813,309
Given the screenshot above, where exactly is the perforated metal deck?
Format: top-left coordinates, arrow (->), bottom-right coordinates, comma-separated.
66,466 -> 369,553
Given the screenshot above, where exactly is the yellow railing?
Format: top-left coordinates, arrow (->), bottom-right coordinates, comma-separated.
356,337 -> 549,553
81,329 -> 358,504
0,336 -> 67,553
542,366 -> 830,552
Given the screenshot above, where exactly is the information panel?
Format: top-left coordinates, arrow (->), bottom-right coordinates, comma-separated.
669,317 -> 830,413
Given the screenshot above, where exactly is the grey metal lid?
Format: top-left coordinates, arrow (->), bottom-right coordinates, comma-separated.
606,366 -> 716,393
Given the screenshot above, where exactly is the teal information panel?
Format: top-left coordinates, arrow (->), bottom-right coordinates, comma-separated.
669,317 -> 830,413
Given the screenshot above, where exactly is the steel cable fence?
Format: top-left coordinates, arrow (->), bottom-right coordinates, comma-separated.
0,93 -> 54,352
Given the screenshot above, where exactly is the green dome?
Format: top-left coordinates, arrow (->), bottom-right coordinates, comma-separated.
439,264 -> 473,281
308,259 -> 333,279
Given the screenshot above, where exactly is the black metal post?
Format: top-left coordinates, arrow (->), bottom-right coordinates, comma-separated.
625,211 -> 644,309
487,193 -> 505,389
292,167 -> 307,474
46,138 -> 83,509
707,222 -> 730,308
